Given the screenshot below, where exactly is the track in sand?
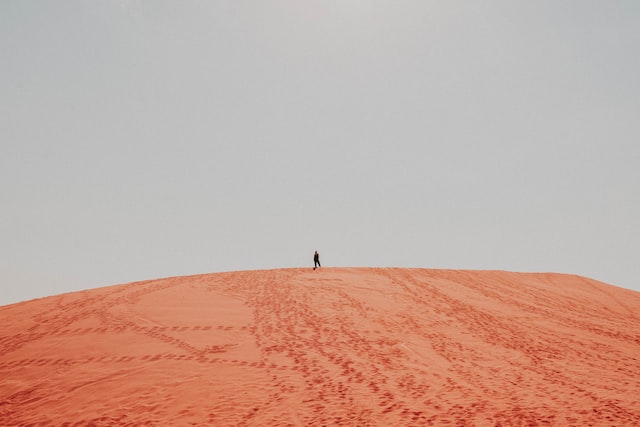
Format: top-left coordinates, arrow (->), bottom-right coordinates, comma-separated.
1,268 -> 639,426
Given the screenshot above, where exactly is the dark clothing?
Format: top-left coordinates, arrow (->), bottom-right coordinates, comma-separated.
314,252 -> 321,269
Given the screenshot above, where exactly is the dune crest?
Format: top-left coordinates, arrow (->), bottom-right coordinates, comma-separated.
1,268 -> 639,426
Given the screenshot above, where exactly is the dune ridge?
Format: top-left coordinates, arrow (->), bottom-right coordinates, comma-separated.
1,267 -> 639,426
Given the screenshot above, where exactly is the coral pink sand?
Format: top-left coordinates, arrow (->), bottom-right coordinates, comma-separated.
1,268 -> 639,426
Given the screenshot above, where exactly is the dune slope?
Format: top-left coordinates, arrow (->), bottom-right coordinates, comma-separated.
1,268 -> 639,426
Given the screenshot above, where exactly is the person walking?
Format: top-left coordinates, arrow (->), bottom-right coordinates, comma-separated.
313,250 -> 321,270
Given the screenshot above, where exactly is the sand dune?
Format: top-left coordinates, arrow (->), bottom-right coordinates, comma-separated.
1,268 -> 639,426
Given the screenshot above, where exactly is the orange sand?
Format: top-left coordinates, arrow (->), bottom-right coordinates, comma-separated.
1,268 -> 639,426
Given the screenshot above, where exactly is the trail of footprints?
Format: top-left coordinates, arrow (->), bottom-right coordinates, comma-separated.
0,324 -> 249,370
49,324 -> 235,335
244,269 -> 640,426
1,282 -> 176,357
0,348 -> 291,371
237,271 -> 440,425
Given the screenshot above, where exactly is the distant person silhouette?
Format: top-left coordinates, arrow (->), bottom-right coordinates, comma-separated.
313,250 -> 321,270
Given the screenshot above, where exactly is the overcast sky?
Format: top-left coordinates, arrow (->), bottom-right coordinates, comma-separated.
2,1 -> 639,306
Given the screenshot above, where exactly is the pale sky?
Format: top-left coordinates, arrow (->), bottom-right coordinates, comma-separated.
1,1 -> 639,306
